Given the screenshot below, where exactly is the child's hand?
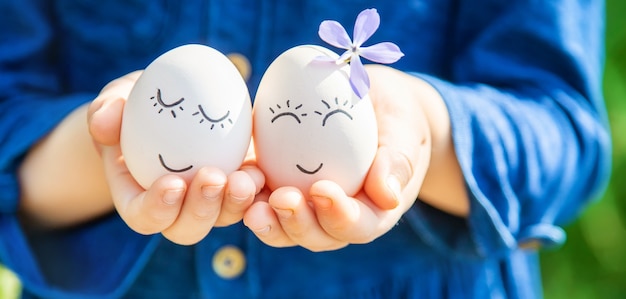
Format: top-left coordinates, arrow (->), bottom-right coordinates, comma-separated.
243,65 -> 438,251
88,71 -> 264,245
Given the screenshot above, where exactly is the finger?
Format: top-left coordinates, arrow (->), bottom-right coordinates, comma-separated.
101,145 -> 185,235
161,167 -> 227,245
239,165 -> 265,195
88,95 -> 125,146
365,70 -> 430,210
364,146 -> 415,210
310,180 -> 383,244
88,70 -> 142,146
243,195 -> 296,248
214,170 -> 256,226
269,187 -> 348,252
240,139 -> 266,195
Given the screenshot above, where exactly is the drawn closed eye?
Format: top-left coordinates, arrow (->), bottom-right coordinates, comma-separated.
269,100 -> 308,124
192,104 -> 232,130
314,97 -> 353,127
150,88 -> 185,118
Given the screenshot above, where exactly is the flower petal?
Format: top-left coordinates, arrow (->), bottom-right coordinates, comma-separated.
338,50 -> 352,63
318,20 -> 352,49
349,54 -> 370,99
359,42 -> 405,64
311,55 -> 338,65
353,8 -> 380,47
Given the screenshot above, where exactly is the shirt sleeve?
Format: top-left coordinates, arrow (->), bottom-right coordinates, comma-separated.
0,1 -> 155,297
0,1 -> 91,213
403,0 -> 611,259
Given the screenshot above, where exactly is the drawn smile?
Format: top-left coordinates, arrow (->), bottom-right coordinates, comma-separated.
296,163 -> 323,175
158,154 -> 193,173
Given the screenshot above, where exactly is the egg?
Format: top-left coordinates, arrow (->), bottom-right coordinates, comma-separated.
253,45 -> 378,196
121,44 -> 252,189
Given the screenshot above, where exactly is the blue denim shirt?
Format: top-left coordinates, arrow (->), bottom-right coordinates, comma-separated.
0,0 -> 611,298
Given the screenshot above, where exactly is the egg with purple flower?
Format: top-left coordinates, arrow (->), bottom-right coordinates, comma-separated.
253,45 -> 378,196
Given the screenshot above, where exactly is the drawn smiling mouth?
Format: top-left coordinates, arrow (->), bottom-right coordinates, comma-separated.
158,154 -> 193,173
296,163 -> 323,175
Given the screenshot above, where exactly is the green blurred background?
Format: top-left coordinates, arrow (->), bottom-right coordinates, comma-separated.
540,0 -> 626,298
1,1 -> 625,298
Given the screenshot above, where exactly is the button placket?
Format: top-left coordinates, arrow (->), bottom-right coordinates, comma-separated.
196,225 -> 251,299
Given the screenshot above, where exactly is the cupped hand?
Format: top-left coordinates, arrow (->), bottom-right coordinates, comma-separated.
87,71 -> 264,245
243,65 -> 435,251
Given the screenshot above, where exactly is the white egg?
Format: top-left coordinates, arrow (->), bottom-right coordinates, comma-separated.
121,44 -> 252,189
253,45 -> 378,196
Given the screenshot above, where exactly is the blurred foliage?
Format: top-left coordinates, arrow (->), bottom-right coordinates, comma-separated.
1,1 -> 625,298
541,0 -> 626,298
0,264 -> 20,299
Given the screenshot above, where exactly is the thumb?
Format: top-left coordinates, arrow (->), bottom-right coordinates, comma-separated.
87,70 -> 142,147
88,95 -> 125,146
364,146 -> 415,210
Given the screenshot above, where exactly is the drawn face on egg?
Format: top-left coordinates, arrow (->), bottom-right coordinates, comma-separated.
254,45 -> 377,196
121,44 -> 252,189
266,97 -> 357,175
146,88 -> 235,173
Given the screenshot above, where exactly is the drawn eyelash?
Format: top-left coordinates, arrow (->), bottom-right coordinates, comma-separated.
314,97 -> 354,126
269,100 -> 308,124
150,88 -> 185,118
192,105 -> 233,130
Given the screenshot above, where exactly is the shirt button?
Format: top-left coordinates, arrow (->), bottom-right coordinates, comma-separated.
212,245 -> 246,279
227,53 -> 252,82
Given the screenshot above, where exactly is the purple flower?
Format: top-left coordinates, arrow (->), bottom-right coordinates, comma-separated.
318,8 -> 404,99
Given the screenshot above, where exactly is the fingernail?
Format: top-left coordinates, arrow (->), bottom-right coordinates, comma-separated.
163,189 -> 184,205
273,208 -> 293,219
311,195 -> 333,210
253,225 -> 271,236
201,185 -> 223,201
89,98 -> 105,116
386,176 -> 402,206
229,192 -> 251,203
